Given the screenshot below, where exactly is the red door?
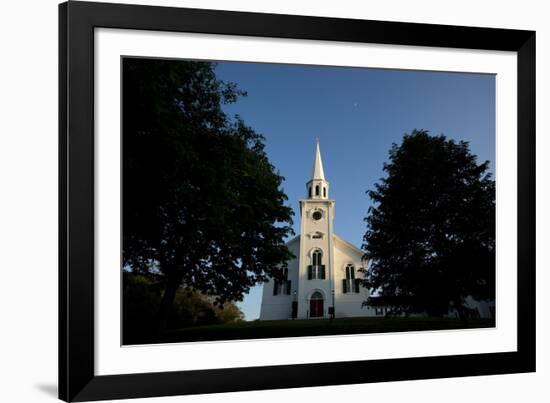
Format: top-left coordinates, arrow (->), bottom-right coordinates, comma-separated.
309,292 -> 324,318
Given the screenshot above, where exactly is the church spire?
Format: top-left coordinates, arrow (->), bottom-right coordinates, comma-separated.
306,139 -> 329,199
311,138 -> 326,181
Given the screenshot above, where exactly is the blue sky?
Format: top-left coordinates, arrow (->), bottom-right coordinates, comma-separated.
214,61 -> 495,320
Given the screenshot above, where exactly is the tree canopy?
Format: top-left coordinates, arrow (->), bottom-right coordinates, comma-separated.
122,58 -> 294,327
362,130 -> 495,318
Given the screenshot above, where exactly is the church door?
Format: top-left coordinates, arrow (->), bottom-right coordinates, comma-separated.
309,292 -> 324,318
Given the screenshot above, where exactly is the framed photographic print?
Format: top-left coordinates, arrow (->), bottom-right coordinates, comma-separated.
59,1 -> 535,401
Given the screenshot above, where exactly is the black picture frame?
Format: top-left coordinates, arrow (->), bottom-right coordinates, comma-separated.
59,1 -> 536,401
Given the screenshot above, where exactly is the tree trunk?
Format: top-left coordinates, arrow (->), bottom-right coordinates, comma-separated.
455,302 -> 469,326
157,271 -> 182,332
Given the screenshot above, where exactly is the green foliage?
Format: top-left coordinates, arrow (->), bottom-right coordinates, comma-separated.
122,58 -> 294,319
171,286 -> 244,328
123,273 -> 244,344
362,130 -> 495,317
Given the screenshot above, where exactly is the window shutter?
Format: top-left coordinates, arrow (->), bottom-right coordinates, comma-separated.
342,279 -> 348,293
308,265 -> 312,280
320,265 -> 326,279
273,281 -> 279,296
286,280 -> 291,295
354,279 -> 360,293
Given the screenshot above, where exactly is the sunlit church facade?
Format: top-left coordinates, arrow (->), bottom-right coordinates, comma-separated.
260,141 -> 373,320
259,141 -> 495,321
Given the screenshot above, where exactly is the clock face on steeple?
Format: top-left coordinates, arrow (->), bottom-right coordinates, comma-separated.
312,211 -> 323,221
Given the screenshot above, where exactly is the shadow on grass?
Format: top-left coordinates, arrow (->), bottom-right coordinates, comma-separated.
124,316 -> 495,345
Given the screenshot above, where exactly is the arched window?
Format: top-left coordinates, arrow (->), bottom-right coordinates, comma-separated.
343,264 -> 359,293
312,250 -> 322,266
315,185 -> 320,196
323,187 -> 326,197
308,186 -> 312,198
273,267 -> 291,296
308,250 -> 325,280
345,264 -> 355,280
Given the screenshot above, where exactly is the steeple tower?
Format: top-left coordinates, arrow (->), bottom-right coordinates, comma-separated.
297,139 -> 336,319
260,138 -> 369,322
307,139 -> 329,199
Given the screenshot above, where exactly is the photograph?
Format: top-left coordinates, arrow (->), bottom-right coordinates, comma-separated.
122,57 -> 496,345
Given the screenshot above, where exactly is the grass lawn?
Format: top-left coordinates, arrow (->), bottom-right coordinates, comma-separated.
143,316 -> 495,344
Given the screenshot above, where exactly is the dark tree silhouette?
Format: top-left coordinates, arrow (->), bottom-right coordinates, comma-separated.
362,130 -> 495,319
122,272 -> 244,344
122,58 -> 294,329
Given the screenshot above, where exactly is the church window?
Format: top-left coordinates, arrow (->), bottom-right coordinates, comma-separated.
273,281 -> 280,296
273,267 -> 291,296
313,250 -> 322,266
312,210 -> 322,221
308,249 -> 325,280
312,231 -> 323,239
283,268 -> 291,295
345,264 -> 355,279
308,186 -> 312,198
323,187 -> 326,197
343,264 -> 360,293
315,185 -> 320,196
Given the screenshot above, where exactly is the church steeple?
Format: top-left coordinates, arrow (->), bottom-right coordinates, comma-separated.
311,139 -> 325,180
307,139 -> 329,199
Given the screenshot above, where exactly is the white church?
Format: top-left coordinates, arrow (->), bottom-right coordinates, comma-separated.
259,141 -> 495,321
260,141 -> 374,320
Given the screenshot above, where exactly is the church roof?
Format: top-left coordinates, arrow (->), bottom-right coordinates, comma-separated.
310,139 -> 326,180
285,234 -> 300,247
333,234 -> 365,258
